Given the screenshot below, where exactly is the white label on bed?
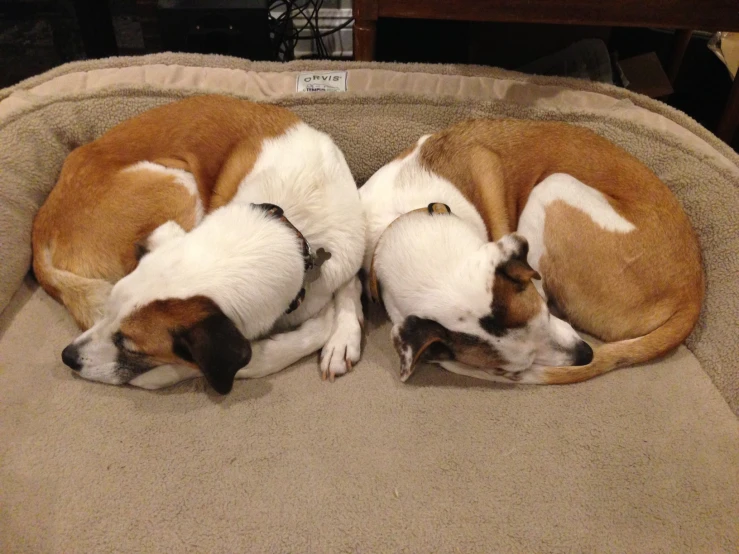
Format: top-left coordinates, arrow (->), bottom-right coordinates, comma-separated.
296,71 -> 348,93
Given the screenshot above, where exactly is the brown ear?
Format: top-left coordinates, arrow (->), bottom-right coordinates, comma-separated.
498,235 -> 541,284
171,311 -> 251,394
391,316 -> 453,382
500,258 -> 541,284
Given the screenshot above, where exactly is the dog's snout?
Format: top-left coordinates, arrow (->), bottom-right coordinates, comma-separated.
62,344 -> 82,371
573,341 -> 594,366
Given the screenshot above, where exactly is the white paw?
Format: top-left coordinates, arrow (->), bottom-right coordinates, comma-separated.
320,316 -> 362,382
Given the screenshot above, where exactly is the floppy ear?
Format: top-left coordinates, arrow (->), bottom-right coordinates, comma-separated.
391,316 -> 453,382
498,235 -> 541,284
499,258 -> 541,284
172,311 -> 251,394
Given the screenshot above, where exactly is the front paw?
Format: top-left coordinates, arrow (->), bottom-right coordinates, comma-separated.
320,316 -> 362,382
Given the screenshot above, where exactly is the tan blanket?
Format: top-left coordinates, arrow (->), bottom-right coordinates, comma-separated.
1,54 -> 737,411
0,55 -> 737,552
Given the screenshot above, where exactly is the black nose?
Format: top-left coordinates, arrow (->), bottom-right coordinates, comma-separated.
62,344 -> 82,371
573,341 -> 594,366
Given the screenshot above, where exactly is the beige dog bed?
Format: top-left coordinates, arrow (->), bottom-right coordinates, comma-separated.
1,55 -> 738,553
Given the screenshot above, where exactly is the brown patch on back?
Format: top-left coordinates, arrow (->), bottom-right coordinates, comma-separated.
32,96 -> 300,322
34,163 -> 201,288
209,140 -> 263,211
539,201 -> 700,342
118,296 -> 219,366
417,118 -> 696,241
416,118 -> 703,362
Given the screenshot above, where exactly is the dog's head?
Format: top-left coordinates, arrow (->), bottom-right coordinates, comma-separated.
62,294 -> 251,394
62,206 -> 307,393
377,216 -> 592,381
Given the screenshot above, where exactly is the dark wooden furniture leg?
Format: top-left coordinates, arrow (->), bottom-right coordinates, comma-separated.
354,20 -> 377,61
717,74 -> 739,143
135,0 -> 162,53
353,0 -> 378,61
667,29 -> 692,84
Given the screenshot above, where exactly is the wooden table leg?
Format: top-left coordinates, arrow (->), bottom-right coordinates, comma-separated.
353,0 -> 378,61
354,19 -> 377,61
667,29 -> 692,84
717,74 -> 739,143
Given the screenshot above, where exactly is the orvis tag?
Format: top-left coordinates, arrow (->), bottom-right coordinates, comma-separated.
296,71 -> 348,93
305,248 -> 332,283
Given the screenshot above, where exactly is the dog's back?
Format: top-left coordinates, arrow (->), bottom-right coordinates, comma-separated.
417,119 -> 704,383
33,96 -> 300,329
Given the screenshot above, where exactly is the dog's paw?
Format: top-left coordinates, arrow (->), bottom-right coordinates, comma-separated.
320,316 -> 362,382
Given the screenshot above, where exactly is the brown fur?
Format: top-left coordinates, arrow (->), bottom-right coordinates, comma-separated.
32,95 -> 299,329
490,268 -> 543,330
118,296 -> 218,367
418,119 -> 704,384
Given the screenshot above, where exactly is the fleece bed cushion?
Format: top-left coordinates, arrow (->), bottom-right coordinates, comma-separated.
0,55 -> 737,553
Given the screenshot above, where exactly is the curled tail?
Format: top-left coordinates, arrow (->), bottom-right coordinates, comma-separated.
33,247 -> 113,330
532,305 -> 701,385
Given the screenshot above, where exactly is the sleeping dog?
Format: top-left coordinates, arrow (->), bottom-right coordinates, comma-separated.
33,95 -> 365,393
361,119 -> 703,384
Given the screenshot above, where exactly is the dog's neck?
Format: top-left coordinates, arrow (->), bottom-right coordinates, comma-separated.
125,203 -> 310,340
250,203 -> 330,314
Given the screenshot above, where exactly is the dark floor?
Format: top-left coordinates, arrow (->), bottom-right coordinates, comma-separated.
0,4 -> 736,150
375,20 -> 737,150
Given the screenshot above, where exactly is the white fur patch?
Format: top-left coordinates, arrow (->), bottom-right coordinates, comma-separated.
518,173 -> 636,271
359,139 -> 488,274
124,161 -> 204,224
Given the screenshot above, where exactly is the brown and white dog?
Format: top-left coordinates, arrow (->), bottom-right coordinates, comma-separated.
33,95 -> 365,393
360,119 -> 704,384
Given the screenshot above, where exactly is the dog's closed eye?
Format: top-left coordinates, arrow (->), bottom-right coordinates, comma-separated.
113,332 -> 140,353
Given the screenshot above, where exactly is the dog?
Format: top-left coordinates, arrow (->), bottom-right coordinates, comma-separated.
360,119 -> 704,385
32,95 -> 365,393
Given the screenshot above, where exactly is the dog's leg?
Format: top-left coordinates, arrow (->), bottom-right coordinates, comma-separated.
320,275 -> 364,381
236,302 -> 336,380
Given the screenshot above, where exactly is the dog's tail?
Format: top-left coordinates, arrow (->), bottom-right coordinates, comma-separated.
531,304 -> 702,385
33,246 -> 112,330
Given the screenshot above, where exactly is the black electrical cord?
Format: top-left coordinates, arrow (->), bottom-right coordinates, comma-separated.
268,0 -> 354,61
